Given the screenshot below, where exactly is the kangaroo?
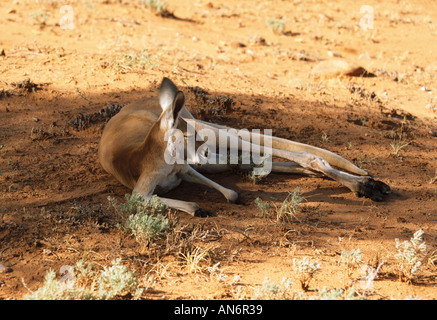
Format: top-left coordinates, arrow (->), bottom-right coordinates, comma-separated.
98,78 -> 390,216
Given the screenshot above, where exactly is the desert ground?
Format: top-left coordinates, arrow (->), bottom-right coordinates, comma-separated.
1,0 -> 437,300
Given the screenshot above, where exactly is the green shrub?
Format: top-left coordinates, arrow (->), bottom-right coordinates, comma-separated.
138,0 -> 170,16
24,259 -> 143,300
394,229 -> 427,283
292,257 -> 320,291
255,188 -> 303,222
24,269 -> 92,300
341,249 -> 364,277
275,188 -> 303,222
252,277 -> 294,300
125,209 -> 170,244
311,287 -> 359,300
97,258 -> 143,299
266,17 -> 287,34
254,197 -> 272,218
109,193 -> 172,246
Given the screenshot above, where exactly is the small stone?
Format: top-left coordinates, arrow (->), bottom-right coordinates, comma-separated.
389,71 -> 399,82
0,264 -> 12,274
327,50 -> 342,58
310,59 -> 374,78
230,41 -> 246,49
358,52 -> 372,60
425,103 -> 436,112
295,52 -> 314,61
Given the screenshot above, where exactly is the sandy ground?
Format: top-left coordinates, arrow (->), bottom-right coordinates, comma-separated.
1,0 -> 437,300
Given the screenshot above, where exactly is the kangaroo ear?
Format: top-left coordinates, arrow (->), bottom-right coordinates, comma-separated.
160,91 -> 185,131
172,91 -> 185,121
159,77 -> 178,111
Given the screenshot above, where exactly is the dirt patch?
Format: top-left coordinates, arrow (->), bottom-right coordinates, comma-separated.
1,0 -> 437,300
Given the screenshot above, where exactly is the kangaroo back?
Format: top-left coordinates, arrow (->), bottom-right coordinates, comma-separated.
98,78 -> 185,189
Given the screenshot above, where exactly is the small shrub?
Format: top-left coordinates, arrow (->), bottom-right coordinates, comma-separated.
114,49 -> 162,73
254,188 -> 304,222
321,132 -> 329,144
254,197 -> 272,218
138,0 -> 171,17
180,245 -> 214,274
24,269 -> 93,300
252,277 -> 294,300
310,287 -> 359,300
341,249 -> 364,277
29,10 -> 50,25
24,259 -> 143,300
74,259 -> 98,288
394,229 -> 427,283
125,211 -> 170,244
275,188 -> 303,222
389,126 -> 409,157
109,192 -> 145,216
292,257 -> 320,291
390,134 -> 409,156
266,16 -> 287,35
108,193 -> 172,246
97,258 -> 144,299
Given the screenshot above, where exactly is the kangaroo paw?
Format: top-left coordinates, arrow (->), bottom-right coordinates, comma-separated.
355,177 -> 391,201
194,208 -> 216,217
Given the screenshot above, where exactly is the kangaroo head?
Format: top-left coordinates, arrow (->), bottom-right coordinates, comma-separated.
139,77 -> 185,169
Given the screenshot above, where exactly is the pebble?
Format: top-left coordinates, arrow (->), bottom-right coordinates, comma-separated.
327,50 -> 342,58
295,52 -> 315,61
0,264 -> 12,274
230,41 -> 246,49
358,52 -> 372,60
425,103 -> 436,112
310,59 -> 373,78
